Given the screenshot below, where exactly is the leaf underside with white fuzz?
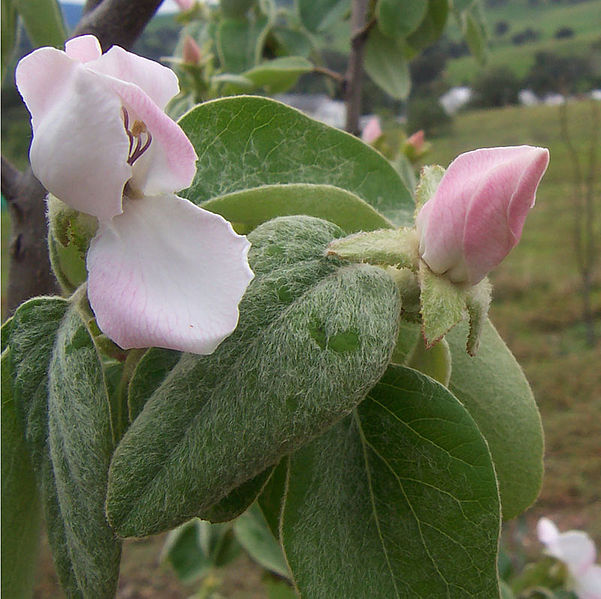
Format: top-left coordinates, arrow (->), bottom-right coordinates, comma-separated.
419,262 -> 467,346
48,304 -> 122,597
7,297 -> 121,598
106,216 -> 401,537
179,96 -> 414,226
326,228 -> 419,269
281,365 -> 501,598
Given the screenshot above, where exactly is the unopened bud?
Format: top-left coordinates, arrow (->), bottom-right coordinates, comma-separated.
182,35 -> 202,65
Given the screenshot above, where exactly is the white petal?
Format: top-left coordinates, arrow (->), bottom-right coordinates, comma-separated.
574,564 -> 601,599
87,193 -> 254,354
89,45 -> 180,109
556,532 -> 597,576
65,35 -> 102,63
537,518 -> 560,545
16,48 -> 129,221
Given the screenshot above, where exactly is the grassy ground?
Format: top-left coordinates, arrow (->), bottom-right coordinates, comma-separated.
427,98 -> 601,543
445,0 -> 601,85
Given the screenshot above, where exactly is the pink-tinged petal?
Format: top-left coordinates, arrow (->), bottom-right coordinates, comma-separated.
98,77 -> 197,195
537,518 -> 560,545
175,0 -> 195,9
65,35 -> 102,63
575,565 -> 601,599
89,45 -> 179,109
361,116 -> 382,143
87,193 -> 254,354
418,146 -> 549,285
553,532 -> 597,576
16,48 -> 129,221
463,146 -> 549,283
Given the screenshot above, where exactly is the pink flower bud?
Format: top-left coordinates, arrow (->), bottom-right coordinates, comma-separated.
416,145 -> 549,285
174,0 -> 195,10
182,35 -> 202,64
406,130 -> 425,153
361,116 -> 382,144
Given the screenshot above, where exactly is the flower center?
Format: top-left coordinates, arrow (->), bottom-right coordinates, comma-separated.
122,107 -> 152,166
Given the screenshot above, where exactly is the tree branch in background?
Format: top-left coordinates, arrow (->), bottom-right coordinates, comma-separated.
2,163 -> 59,314
4,0 -> 164,316
344,0 -> 370,135
82,0 -> 103,16
1,156 -> 21,205
74,0 -> 164,50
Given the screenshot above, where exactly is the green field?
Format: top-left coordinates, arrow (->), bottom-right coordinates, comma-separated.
427,98 -> 601,542
446,0 -> 601,84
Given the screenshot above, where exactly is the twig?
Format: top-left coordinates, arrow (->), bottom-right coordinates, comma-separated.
313,65 -> 344,85
83,0 -> 104,15
344,0 -> 370,135
74,0 -> 164,50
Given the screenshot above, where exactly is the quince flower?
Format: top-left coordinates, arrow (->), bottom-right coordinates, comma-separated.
16,35 -> 253,354
538,518 -> 601,599
416,145 -> 549,285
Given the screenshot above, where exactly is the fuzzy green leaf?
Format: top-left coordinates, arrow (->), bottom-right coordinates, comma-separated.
415,164 -> 444,212
258,458 -> 288,539
128,348 -> 181,422
377,0 -> 428,38
365,29 -> 411,100
221,0 -> 255,18
326,228 -> 418,268
297,0 -> 349,32
48,304 -> 121,597
272,26 -> 313,58
107,216 -> 401,537
179,96 -> 414,226
447,320 -> 544,519
163,519 -> 240,584
8,297 -> 83,596
202,184 -> 393,235
281,365 -> 501,598
234,504 -> 289,577
199,467 -> 274,523
1,348 -> 42,599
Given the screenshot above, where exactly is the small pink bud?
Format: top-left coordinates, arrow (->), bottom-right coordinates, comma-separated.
417,146 -> 549,285
406,130 -> 425,153
361,116 -> 382,144
182,35 -> 202,64
174,0 -> 195,9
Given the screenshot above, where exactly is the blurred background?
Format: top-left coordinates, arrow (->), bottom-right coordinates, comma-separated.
1,0 -> 600,596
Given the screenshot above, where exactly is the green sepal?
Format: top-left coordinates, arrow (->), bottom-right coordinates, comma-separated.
419,261 -> 467,347
415,164 -> 444,213
466,277 -> 492,355
326,228 -> 419,270
386,267 -> 421,320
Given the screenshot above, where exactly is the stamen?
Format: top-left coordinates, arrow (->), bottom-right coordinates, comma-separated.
121,107 -> 152,166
